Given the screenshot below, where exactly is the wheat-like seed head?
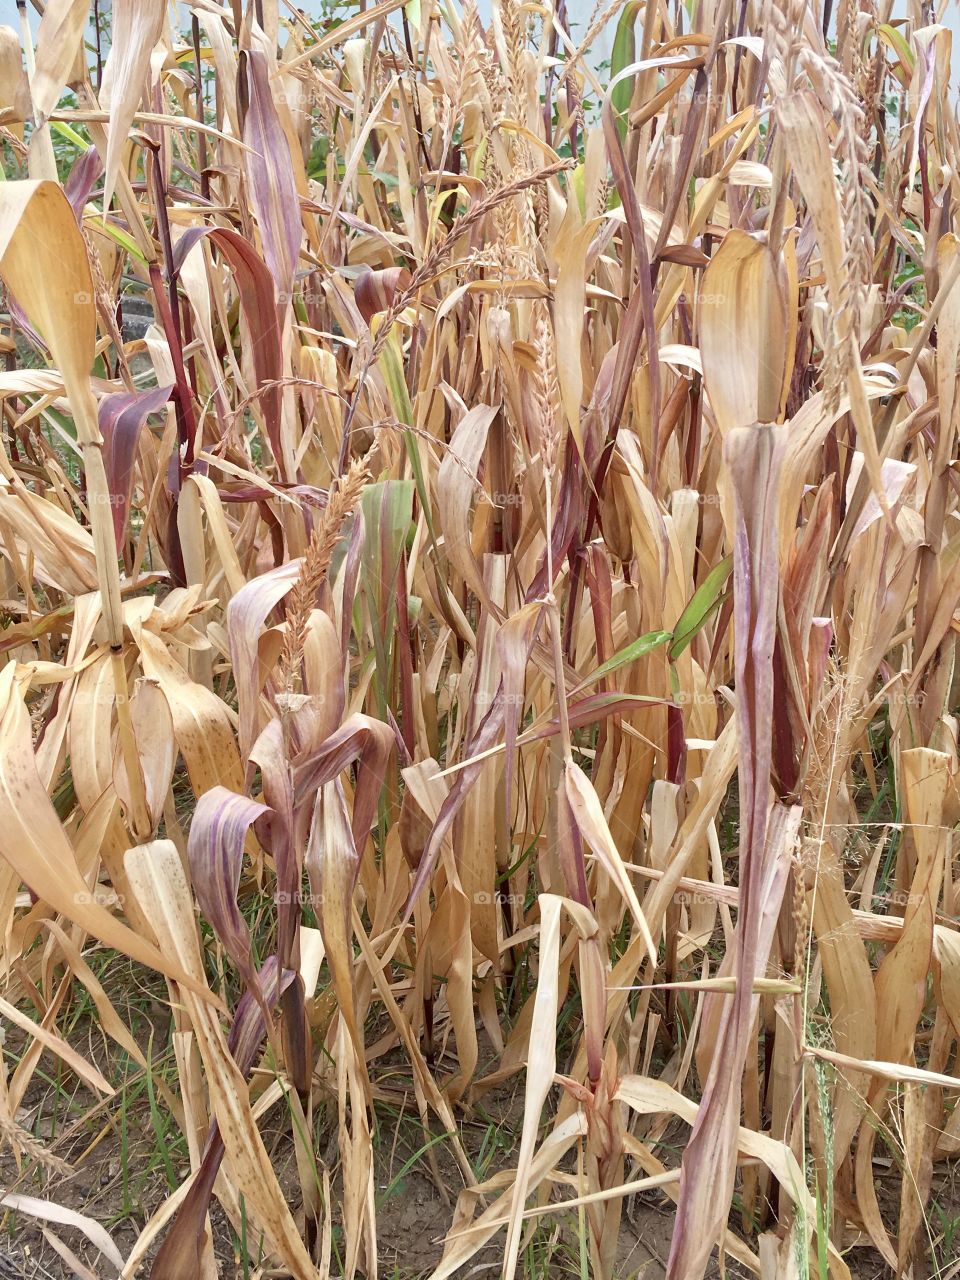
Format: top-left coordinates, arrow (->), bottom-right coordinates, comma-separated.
533,303 -> 560,479
281,457 -> 369,692
0,1110 -> 72,1178
789,46 -> 874,407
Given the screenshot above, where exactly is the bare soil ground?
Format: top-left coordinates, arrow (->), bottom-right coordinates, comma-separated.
0,1001 -> 722,1280
1,960 -> 955,1279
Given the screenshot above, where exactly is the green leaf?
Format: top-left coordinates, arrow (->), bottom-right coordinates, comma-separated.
668,554 -> 733,660
573,629 -> 672,693
95,218 -> 148,267
878,23 -> 915,73
360,479 -> 415,716
610,2 -> 643,139
376,323 -> 458,620
49,119 -> 90,152
570,163 -> 587,220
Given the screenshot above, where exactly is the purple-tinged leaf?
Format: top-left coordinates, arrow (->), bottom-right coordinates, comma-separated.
240,50 -> 302,306
601,85 -> 661,487
174,227 -> 284,463
64,148 -> 103,218
226,561 -> 302,763
99,384 -> 172,548
151,957 -> 295,1280
249,718 -> 298,962
228,955 -> 295,1073
667,424 -> 789,1280
187,784 -> 269,999
354,266 -> 411,326
292,712 -> 394,856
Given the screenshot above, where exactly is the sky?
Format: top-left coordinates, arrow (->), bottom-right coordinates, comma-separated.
2,0 -> 621,72
0,1 -> 954,99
